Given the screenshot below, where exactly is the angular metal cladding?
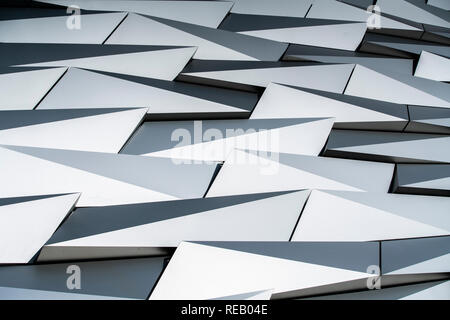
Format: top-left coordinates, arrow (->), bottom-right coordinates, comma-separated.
421,24 -> 450,46
37,68 -> 258,120
307,0 -> 424,38
0,43 -> 196,80
376,0 -> 450,29
1,0 -> 449,301
0,108 -> 147,153
381,236 -> 450,287
149,241 -> 380,300
304,280 -> 450,300
283,44 -> 414,74
0,193 -> 80,264
405,105 -> 450,134
0,257 -> 166,299
34,0 -> 233,28
219,14 -> 366,51
0,144 -> 219,206
291,190 -> 450,241
105,13 -> 288,61
360,33 -> 450,58
38,190 -> 310,261
179,60 -> 355,93
427,0 -> 450,11
229,0 -> 313,17
325,129 -> 450,163
251,83 -> 409,131
345,64 -> 450,108
120,118 -> 335,162
414,51 -> 450,82
206,149 -> 394,197
393,164 -> 450,196
0,66 -> 67,110
0,8 -> 127,44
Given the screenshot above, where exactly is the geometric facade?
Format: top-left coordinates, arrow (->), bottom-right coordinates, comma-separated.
0,0 -> 449,301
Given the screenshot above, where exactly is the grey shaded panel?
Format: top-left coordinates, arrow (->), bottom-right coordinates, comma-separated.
0,43 -> 196,80
284,44 -> 379,59
0,7 -> 126,20
274,278 -> 374,300
376,0 -> 450,29
292,190 -> 450,242
46,191 -> 299,244
121,118 -> 331,156
405,105 -> 450,134
0,66 -> 67,110
0,193 -> 79,264
380,273 -> 450,289
360,33 -> 450,58
39,190 -> 310,261
228,0 -> 313,17
180,61 -> 355,93
382,236 -> 450,274
0,9 -> 126,44
0,108 -> 135,130
0,43 -> 183,66
305,280 -> 450,300
325,129 -> 450,163
1,0 -> 448,301
250,82 -> 409,131
394,164 -> 450,196
191,241 -> 379,274
180,59 -> 322,73
150,241 -> 379,299
145,14 -> 288,61
414,50 -> 450,81
206,149 -> 394,196
0,8 -> 74,20
0,66 -> 56,75
280,84 -> 409,122
88,70 -> 258,114
373,13 -> 425,39
428,0 -> 450,11
38,68 -> 257,119
1,144 -> 218,200
275,153 -> 393,191
337,0 -> 373,9
422,24 -> 450,45
106,13 -> 288,61
345,65 -> 450,108
307,0 -> 424,39
212,289 -> 272,300
219,14 -> 352,32
38,246 -> 174,262
35,0 -> 233,28
0,194 -> 70,207
284,44 -> 414,74
36,70 -> 241,114
219,15 -> 366,51
0,257 -> 166,299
